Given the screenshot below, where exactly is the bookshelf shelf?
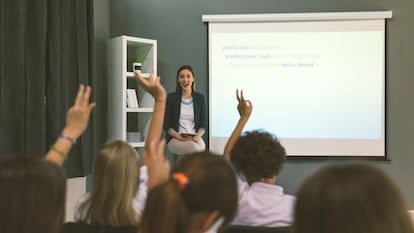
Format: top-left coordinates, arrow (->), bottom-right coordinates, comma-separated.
108,35 -> 157,148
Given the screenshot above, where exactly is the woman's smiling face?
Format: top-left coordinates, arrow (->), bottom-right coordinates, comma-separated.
178,69 -> 194,92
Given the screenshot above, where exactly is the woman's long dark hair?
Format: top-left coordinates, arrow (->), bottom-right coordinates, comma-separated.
175,64 -> 195,92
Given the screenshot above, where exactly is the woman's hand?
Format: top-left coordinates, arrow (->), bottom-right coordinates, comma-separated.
177,134 -> 193,141
191,135 -> 201,142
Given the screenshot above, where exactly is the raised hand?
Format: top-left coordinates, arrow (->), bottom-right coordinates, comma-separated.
236,89 -> 252,120
64,85 -> 96,139
223,89 -> 253,159
134,72 -> 166,101
142,138 -> 170,190
46,84 -> 95,165
134,71 -> 167,162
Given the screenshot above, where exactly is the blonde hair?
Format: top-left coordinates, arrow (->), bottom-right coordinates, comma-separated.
76,140 -> 140,226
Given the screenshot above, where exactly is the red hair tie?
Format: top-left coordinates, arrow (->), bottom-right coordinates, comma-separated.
173,172 -> 189,190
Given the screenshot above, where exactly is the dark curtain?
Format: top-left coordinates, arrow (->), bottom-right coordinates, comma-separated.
0,0 -> 94,177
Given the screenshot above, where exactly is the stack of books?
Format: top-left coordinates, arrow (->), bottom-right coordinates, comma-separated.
126,89 -> 139,108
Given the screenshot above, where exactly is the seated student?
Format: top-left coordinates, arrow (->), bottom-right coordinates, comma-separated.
292,162 -> 414,233
0,84 -> 95,233
138,151 -> 238,233
0,80 -> 168,233
74,140 -> 146,227
74,71 -> 167,227
0,157 -> 66,233
223,90 -> 295,227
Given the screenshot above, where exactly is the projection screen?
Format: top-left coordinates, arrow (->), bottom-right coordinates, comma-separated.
203,11 -> 392,157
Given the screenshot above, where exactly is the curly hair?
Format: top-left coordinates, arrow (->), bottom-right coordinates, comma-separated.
230,130 -> 286,184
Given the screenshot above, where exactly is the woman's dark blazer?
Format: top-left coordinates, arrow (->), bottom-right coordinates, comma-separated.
163,91 -> 207,143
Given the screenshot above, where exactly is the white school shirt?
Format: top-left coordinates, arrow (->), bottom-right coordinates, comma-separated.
231,175 -> 296,227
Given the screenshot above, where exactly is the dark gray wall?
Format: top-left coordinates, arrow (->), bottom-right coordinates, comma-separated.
89,0 -> 110,191
103,0 -> 414,207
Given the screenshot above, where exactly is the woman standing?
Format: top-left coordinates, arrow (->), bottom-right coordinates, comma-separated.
164,65 -> 207,157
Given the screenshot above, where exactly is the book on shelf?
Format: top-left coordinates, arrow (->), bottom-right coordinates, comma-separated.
126,89 -> 139,108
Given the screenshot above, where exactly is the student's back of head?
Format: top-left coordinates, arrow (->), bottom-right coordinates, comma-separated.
139,151 -> 238,233
76,140 -> 140,227
0,156 -> 65,233
231,130 -> 286,184
292,162 -> 414,233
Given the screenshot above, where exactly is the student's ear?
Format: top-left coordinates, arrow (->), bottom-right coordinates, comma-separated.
200,210 -> 220,231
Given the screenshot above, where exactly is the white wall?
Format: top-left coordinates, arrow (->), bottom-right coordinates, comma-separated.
409,210 -> 414,224
65,177 -> 86,222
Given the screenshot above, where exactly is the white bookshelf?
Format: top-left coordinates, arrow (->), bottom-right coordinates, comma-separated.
108,35 -> 157,147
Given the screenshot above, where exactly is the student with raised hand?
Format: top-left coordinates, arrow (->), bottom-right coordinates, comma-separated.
45,84 -> 96,165
292,163 -> 414,233
223,89 -> 295,227
0,84 -> 95,233
138,151 -> 238,233
135,71 -> 170,190
74,72 -> 168,227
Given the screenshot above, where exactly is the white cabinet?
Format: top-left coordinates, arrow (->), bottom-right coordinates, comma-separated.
108,35 -> 157,147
